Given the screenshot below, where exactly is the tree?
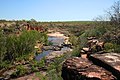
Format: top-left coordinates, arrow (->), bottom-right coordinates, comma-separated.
107,1 -> 120,25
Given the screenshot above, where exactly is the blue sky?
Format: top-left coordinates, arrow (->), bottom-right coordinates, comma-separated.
0,0 -> 118,21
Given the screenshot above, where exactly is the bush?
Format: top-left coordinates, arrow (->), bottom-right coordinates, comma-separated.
104,43 -> 114,52
104,42 -> 120,53
0,30 -> 48,70
35,72 -> 48,80
71,46 -> 81,57
30,57 -> 45,68
0,61 -> 11,69
79,32 -> 87,48
5,31 -> 48,61
84,26 -> 106,38
0,31 -> 6,64
69,34 -> 78,46
113,44 -> 120,53
11,65 -> 27,77
31,65 -> 38,72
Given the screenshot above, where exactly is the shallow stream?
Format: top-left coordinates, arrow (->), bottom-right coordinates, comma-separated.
35,35 -> 71,60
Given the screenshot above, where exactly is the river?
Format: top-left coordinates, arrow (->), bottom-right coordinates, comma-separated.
35,32 -> 72,60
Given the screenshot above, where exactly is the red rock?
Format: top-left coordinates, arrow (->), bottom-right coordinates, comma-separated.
89,53 -> 120,79
62,57 -> 116,80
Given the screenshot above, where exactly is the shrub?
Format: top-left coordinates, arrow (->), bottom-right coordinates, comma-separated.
104,42 -> 120,53
69,34 -> 78,46
104,43 -> 114,52
11,65 -> 27,77
0,61 -> 11,69
31,65 -> 38,72
5,30 -> 48,62
0,31 -> 6,64
113,44 -> 120,53
71,46 -> 81,57
35,72 -> 48,80
79,32 -> 87,48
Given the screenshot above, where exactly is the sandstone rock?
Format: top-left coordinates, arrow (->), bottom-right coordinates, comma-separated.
87,37 -> 96,40
62,57 -> 116,80
46,51 -> 63,60
42,46 -> 54,50
82,48 -> 89,52
86,37 -> 104,52
89,53 -> 120,79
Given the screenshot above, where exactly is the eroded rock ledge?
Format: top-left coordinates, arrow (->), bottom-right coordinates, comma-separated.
89,53 -> 120,79
62,57 -> 116,80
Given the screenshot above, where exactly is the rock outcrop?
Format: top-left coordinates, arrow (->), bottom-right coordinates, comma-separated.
89,53 -> 120,79
81,37 -> 104,54
62,57 -> 116,80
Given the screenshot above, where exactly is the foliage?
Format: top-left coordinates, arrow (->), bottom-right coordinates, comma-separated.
104,43 -> 114,52
107,1 -> 120,25
113,44 -> 120,53
69,34 -> 78,46
11,65 -> 27,77
104,42 -> 120,53
0,30 -> 48,70
35,72 -> 48,80
4,31 -> 39,62
31,58 -> 45,68
71,45 -> 81,57
79,32 -> 88,48
45,54 -> 71,80
0,31 -> 6,64
0,61 -> 11,69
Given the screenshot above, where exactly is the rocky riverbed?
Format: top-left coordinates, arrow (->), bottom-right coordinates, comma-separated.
35,32 -> 72,61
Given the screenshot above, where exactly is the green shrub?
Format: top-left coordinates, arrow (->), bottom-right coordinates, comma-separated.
30,58 -> 45,68
35,72 -> 48,80
71,46 -> 81,57
2,30 -> 48,63
113,44 -> 120,53
79,32 -> 87,48
0,61 -> 11,69
104,43 -> 114,52
31,65 -> 38,72
69,34 -> 78,46
104,43 -> 120,53
0,31 -> 6,64
11,65 -> 27,77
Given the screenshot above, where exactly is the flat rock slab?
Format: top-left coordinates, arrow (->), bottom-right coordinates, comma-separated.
89,53 -> 120,79
90,53 -> 120,71
62,57 -> 116,80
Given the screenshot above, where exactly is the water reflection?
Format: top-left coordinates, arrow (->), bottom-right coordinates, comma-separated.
35,36 -> 71,60
35,50 -> 52,60
48,36 -> 64,46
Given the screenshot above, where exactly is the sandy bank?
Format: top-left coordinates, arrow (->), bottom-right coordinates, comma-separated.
47,32 -> 68,39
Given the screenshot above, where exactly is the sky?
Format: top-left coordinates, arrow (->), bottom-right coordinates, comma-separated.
0,0 -> 118,21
